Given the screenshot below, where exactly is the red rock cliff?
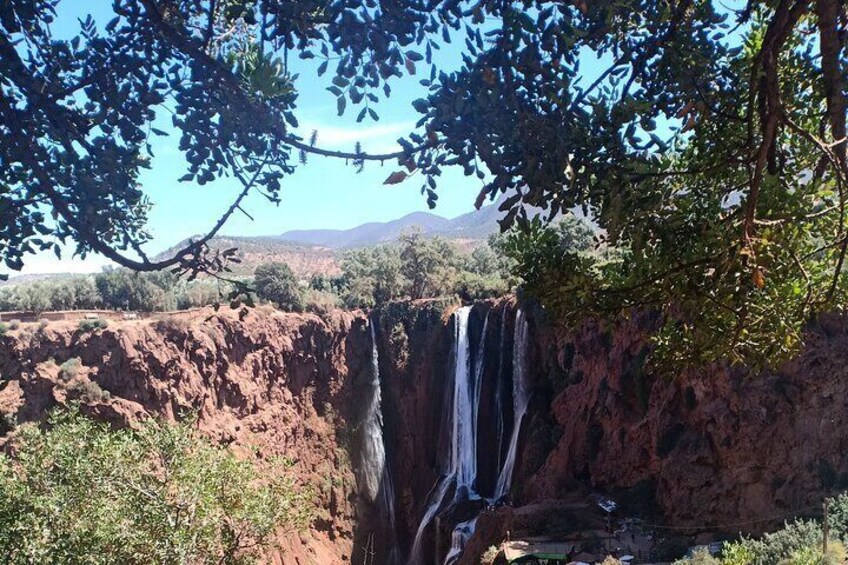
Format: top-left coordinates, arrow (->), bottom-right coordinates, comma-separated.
0,307 -> 378,565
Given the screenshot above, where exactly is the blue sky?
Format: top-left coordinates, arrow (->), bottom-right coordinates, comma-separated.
23,2 -> 487,274
23,2 -> 745,276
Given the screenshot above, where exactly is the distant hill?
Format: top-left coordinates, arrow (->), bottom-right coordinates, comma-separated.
156,237 -> 340,278
7,199 -> 511,284
0,272 -> 82,288
154,200 -> 508,278
273,198 -> 505,248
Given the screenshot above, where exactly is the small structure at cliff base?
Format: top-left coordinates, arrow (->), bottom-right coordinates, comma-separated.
503,539 -> 575,563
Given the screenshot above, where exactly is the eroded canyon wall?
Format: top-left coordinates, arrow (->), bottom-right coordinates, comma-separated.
3,300 -> 848,565
0,308 -> 377,565
372,300 -> 848,564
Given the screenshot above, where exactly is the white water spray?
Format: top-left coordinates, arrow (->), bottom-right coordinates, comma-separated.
443,518 -> 478,564
494,307 -> 530,500
360,322 -> 400,564
409,306 -> 488,565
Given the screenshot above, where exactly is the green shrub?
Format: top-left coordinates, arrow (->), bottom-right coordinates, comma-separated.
58,358 -> 82,382
0,408 -> 313,564
254,262 -> 304,312
65,378 -> 110,403
723,520 -> 823,565
777,541 -> 846,565
37,319 -> 48,331
0,322 -> 6,336
78,318 -> 108,332
303,289 -> 341,317
721,542 -> 756,565
719,492 -> 848,564
674,548 -> 721,564
7,320 -> 20,330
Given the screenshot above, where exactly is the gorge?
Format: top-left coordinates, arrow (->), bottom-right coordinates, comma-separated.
2,299 -> 848,564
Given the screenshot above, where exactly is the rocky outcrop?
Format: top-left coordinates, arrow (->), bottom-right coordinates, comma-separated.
370,300 -> 848,563
524,309 -> 848,530
0,308 -> 376,565
443,306 -> 848,563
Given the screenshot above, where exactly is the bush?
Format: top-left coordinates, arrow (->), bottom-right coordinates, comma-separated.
0,322 -> 7,336
78,318 -> 108,332
58,358 -> 82,382
37,319 -> 49,331
778,541 -> 846,565
304,289 -> 341,317
65,378 -> 110,403
674,548 -> 721,564
7,320 -> 20,330
254,262 -> 304,312
723,519 -> 824,565
0,409 -> 313,564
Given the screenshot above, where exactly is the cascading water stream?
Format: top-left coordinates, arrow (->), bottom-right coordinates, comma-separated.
408,306 -> 484,565
361,321 -> 400,565
442,313 -> 489,564
494,307 -> 530,500
443,518 -> 478,564
494,309 -> 509,475
410,305 -> 528,565
452,306 -> 476,492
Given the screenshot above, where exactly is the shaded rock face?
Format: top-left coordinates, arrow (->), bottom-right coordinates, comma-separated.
373,302 -> 848,564
0,309 -> 379,565
524,310 -> 848,531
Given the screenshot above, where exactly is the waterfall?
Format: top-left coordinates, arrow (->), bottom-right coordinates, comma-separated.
451,306 -> 476,491
443,518 -> 478,565
360,321 -> 400,564
494,309 -> 509,476
409,306 -> 486,565
408,478 -> 453,565
494,307 -> 530,500
471,312 -> 489,486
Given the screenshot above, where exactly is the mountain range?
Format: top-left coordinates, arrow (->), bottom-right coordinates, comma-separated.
153,197 -> 507,277
268,198 -> 504,248
2,198 -> 508,285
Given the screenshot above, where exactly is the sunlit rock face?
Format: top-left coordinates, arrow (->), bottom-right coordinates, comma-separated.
0,307 -> 376,565
4,301 -> 848,564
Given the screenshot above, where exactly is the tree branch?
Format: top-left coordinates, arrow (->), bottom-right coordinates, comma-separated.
137,0 -> 431,163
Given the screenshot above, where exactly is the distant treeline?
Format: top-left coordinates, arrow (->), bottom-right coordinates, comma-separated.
0,221 -> 596,315
0,269 -> 226,314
